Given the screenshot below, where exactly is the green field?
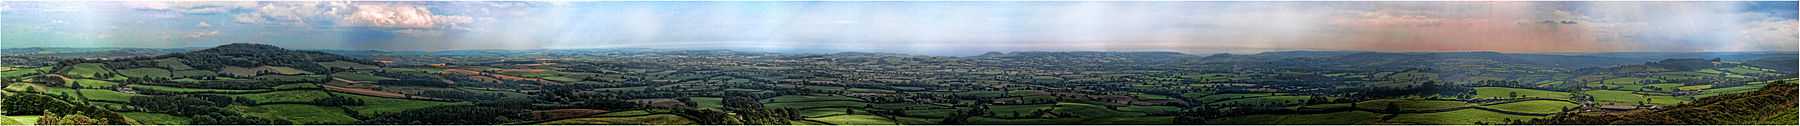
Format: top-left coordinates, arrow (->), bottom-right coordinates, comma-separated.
1678,84 -> 1714,91
808,114 -> 896,125
764,101 -> 868,109
77,88 -> 138,103
172,70 -> 216,78
333,92 -> 467,117
1483,100 -> 1578,114
1354,99 -> 1477,111
318,61 -> 378,70
261,66 -> 313,75
1190,93 -> 1278,103
1474,87 -> 1573,100
0,116 -> 18,125
764,95 -> 862,103
332,72 -> 394,81
222,66 -> 259,77
121,112 -> 192,125
237,90 -> 333,103
966,117 -> 1085,124
130,84 -> 271,94
3,116 -> 38,125
119,68 -> 173,79
233,104 -> 358,124
1390,109 -> 1542,124
540,114 -> 695,125
1584,90 -> 1684,106
154,58 -> 193,70
1117,105 -> 1182,113
1209,95 -> 1310,106
1209,111 -> 1382,124
690,97 -> 723,109
66,63 -> 113,79
72,79 -> 120,89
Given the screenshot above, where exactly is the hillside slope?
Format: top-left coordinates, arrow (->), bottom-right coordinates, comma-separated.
1524,79 -> 1798,124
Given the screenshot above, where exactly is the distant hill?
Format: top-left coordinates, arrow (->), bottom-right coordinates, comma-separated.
60,43 -> 376,78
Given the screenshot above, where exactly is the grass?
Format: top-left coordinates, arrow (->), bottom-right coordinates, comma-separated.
272,83 -> 321,90
71,79 -> 120,89
1353,99 -> 1477,111
540,114 -> 695,125
1,67 -> 47,79
1483,100 -> 1578,114
119,68 -> 172,79
966,117 -> 1085,124
260,66 -> 312,75
1678,84 -> 1714,91
121,112 -> 192,125
334,92 -> 467,117
1473,87 -> 1573,100
318,61 -> 378,70
1209,111 -> 1382,124
0,116 -> 18,125
331,72 -> 394,81
221,66 -> 258,77
4,116 -> 38,125
1085,116 -> 1175,124
797,108 -> 872,118
76,88 -> 137,103
1209,95 -> 1311,106
765,101 -> 868,109
154,58 -> 193,70
130,84 -> 271,94
764,95 -> 862,103
873,103 -> 950,110
1389,109 -> 1543,124
1584,90 -> 1684,106
172,70 -> 216,78
236,90 -> 332,103
690,97 -> 722,109
595,110 -> 655,117
232,104 -> 358,124
808,114 -> 896,125
1117,105 -> 1182,113
1191,93 -> 1277,103
1648,83 -> 1684,91
66,63 -> 113,79
1697,84 -> 1768,98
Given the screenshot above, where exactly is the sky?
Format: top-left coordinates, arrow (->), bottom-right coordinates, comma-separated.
1,1 -> 1795,55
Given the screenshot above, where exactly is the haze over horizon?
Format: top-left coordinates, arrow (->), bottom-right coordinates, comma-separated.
3,1 -> 1796,55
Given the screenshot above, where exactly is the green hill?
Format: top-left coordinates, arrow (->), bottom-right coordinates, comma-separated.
1524,80 -> 1798,124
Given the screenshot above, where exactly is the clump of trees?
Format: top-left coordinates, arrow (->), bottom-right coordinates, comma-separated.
358,105 -> 529,124
3,94 -> 135,125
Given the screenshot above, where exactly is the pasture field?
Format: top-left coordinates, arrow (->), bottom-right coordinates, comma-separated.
1390,109 -> 1541,124
808,114 -> 896,125
1483,100 -> 1578,114
1353,99 -> 1477,111
233,104 -> 358,124
333,92 -> 467,117
121,112 -> 192,125
119,68 -> 172,79
1209,111 -> 1382,124
539,114 -> 695,125
66,63 -> 113,78
236,90 -> 333,103
763,95 -> 862,103
764,101 -> 868,109
1473,87 -> 1572,100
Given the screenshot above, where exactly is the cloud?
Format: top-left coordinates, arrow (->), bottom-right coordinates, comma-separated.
183,30 -> 219,39
340,4 -> 472,29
